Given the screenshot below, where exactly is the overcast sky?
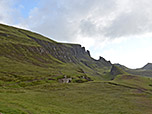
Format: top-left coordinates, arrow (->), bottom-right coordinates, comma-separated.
0,0 -> 152,68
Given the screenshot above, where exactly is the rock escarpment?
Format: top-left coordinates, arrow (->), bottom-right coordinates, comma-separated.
21,32 -> 112,70
29,35 -> 91,63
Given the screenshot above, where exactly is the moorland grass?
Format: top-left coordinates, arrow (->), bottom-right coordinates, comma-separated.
1,81 -> 152,114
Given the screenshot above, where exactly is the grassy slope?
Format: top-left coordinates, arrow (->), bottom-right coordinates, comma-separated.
0,23 -> 111,84
1,59 -> 152,113
0,24 -> 95,85
1,80 -> 152,114
1,24 -> 152,114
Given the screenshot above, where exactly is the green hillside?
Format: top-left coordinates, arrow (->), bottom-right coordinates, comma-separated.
0,23 -> 112,88
1,23 -> 152,114
115,63 -> 152,77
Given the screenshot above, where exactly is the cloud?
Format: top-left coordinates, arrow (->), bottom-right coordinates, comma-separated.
105,0 -> 152,38
1,0 -> 152,44
100,37 -> 152,68
0,0 -> 20,24
20,0 -> 152,45
22,0 -> 116,42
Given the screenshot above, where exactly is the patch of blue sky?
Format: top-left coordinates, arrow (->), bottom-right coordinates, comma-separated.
15,0 -> 40,18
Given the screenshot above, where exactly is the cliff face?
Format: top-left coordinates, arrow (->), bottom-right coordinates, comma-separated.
28,35 -> 91,63
17,29 -> 112,70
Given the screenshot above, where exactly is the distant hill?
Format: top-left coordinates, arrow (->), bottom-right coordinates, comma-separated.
115,63 -> 152,77
142,63 -> 152,70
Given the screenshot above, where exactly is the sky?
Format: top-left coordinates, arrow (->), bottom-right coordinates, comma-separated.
0,0 -> 152,68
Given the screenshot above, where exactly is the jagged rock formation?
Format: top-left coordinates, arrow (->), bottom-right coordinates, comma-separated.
28,36 -> 91,63
18,28 -> 112,73
17,30 -> 102,64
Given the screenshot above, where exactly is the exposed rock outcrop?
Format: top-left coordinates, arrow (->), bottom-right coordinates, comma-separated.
21,34 -> 112,71
58,75 -> 72,83
110,65 -> 125,76
25,35 -> 91,63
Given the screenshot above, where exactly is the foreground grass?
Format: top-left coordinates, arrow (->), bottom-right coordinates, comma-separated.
0,81 -> 152,114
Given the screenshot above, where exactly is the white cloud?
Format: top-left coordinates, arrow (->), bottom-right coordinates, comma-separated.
0,0 -> 20,24
98,36 -> 152,68
20,0 -> 152,40
20,0 -> 152,44
22,0 -> 117,42
105,1 -> 152,38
